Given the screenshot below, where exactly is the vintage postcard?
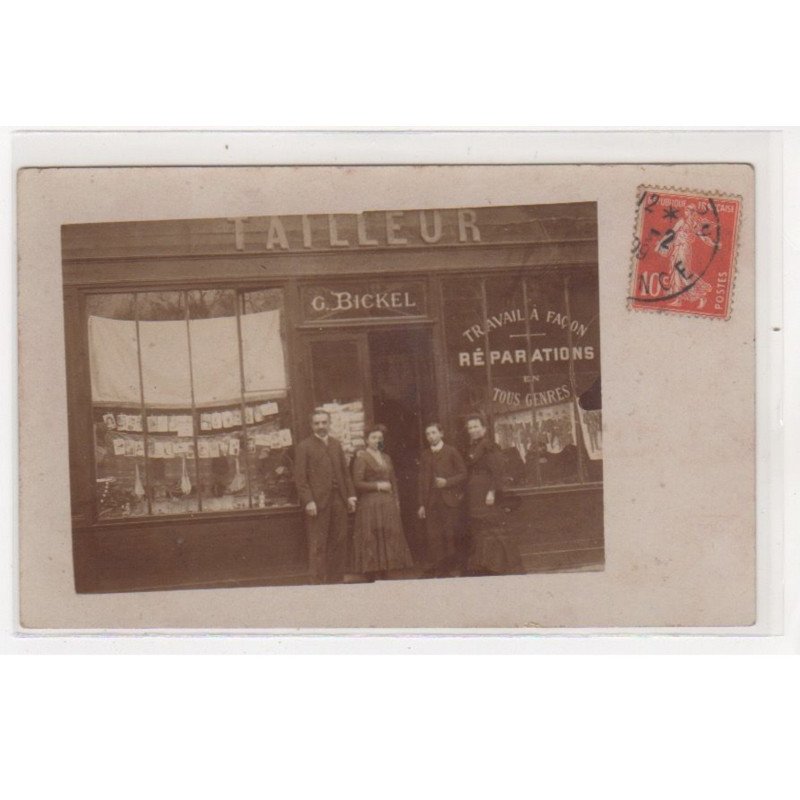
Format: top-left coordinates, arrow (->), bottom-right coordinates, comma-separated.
17,163 -> 755,629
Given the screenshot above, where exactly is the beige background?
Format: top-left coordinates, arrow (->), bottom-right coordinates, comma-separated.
17,164 -> 755,629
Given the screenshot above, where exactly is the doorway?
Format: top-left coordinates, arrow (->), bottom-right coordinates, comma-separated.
368,328 -> 435,558
304,326 -> 436,561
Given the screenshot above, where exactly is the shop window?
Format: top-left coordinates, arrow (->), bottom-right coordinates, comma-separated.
86,287 -> 295,520
443,269 -> 602,491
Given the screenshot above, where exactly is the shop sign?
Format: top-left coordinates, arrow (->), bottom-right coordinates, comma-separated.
302,281 -> 427,322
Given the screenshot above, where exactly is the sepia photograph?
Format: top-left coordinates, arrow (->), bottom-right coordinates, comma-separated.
16,160 -> 759,629
62,202 -> 603,593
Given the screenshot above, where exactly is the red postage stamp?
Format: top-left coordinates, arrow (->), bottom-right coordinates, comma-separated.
628,187 -> 741,319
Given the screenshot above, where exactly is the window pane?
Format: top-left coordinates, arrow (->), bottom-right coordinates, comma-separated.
193,403 -> 250,512
441,277 -> 489,443
566,272 -> 603,482
310,339 -> 361,406
86,293 -> 148,519
522,270 -> 601,486
482,274 -> 536,489
241,290 -> 295,508
187,289 -> 239,406
138,291 -> 199,515
138,291 -> 194,405
442,269 -> 601,491
308,339 -> 366,461
187,289 -> 250,512
241,288 -> 289,400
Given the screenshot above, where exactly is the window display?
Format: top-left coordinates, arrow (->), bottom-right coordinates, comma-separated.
87,288 -> 295,519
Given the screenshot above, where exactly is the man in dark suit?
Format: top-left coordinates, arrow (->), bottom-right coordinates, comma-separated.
295,409 -> 357,583
417,422 -> 467,577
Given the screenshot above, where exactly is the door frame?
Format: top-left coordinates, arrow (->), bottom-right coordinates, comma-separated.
297,319 -> 444,441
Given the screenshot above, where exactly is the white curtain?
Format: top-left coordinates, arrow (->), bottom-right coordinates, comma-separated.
88,314 -> 142,404
138,317 -> 194,404
88,309 -> 287,407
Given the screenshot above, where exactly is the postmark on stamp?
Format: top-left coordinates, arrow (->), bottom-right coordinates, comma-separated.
628,187 -> 741,320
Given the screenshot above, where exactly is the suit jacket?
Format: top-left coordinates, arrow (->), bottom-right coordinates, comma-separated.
418,443 -> 467,509
295,435 -> 355,509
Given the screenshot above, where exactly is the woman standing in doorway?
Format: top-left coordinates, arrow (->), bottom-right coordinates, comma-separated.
352,424 -> 414,578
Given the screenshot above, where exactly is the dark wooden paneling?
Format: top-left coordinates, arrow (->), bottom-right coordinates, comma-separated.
72,485 -> 604,593
63,242 -> 598,287
509,487 -> 604,557
63,288 -> 95,525
73,511 -> 307,593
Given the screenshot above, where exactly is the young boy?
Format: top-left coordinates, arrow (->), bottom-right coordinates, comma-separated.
417,422 -> 467,577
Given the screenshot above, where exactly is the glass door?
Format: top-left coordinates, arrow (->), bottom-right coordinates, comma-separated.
303,333 -> 373,461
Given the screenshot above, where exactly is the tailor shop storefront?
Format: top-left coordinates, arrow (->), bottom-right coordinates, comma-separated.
62,203 -> 603,592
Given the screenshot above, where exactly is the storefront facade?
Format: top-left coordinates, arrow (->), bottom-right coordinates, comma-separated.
62,203 -> 603,592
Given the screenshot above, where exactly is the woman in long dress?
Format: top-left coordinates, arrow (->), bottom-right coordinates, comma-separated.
352,424 -> 414,577
464,415 -> 524,576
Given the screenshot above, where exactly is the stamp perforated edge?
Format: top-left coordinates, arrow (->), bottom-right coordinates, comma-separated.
626,184 -> 743,322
